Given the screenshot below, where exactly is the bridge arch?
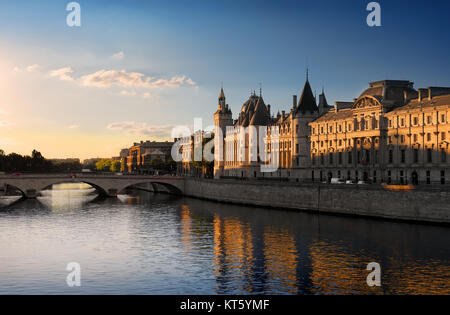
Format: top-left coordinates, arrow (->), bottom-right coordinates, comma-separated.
117,181 -> 183,196
39,181 -> 109,197
0,175 -> 185,199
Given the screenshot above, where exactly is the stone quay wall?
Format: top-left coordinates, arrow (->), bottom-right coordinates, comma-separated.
182,178 -> 450,224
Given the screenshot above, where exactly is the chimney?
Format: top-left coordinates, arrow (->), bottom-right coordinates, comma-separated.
282,110 -> 285,119
267,104 -> 271,116
293,95 -> 297,109
418,88 -> 427,101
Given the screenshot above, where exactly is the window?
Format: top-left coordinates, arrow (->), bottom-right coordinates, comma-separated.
441,170 -> 446,185
320,154 -> 324,165
388,171 -> 392,184
426,171 -> 431,184
401,135 -> 405,143
373,171 -> 377,183
312,155 -> 315,165
348,151 -> 353,164
296,144 -> 299,153
388,136 -> 392,144
329,153 -> 334,164
441,132 -> 446,141
389,119 -> 392,128
321,126 -> 324,134
389,150 -> 393,164
413,134 -> 418,142
427,133 -> 431,142
413,117 -> 418,125
330,126 -> 333,133
442,149 -> 447,163
427,149 -> 433,163
401,150 -> 406,163
339,125 -> 342,132
414,149 -> 419,163
348,124 -> 352,131
427,116 -> 432,124
441,114 -> 446,123
338,152 -> 343,165
401,118 -> 405,126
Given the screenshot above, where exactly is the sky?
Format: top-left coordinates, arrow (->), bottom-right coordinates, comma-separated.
0,0 -> 449,160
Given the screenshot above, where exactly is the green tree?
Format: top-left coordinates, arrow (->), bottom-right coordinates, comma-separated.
95,159 -> 113,172
110,160 -> 121,173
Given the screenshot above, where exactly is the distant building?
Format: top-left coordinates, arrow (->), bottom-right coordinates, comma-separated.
125,140 -> 174,174
212,77 -> 450,185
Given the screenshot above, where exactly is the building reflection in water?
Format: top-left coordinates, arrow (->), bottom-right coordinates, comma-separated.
178,199 -> 450,295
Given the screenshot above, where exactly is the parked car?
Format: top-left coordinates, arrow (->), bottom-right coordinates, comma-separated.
331,178 -> 345,184
346,180 -> 356,185
357,181 -> 369,185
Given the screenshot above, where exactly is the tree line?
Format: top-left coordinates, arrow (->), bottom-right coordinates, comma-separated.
0,149 -> 82,173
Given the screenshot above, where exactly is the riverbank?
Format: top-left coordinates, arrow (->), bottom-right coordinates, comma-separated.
182,178 -> 450,225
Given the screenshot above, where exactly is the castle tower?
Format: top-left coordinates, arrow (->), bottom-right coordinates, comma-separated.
292,74 -> 319,179
214,87 -> 233,179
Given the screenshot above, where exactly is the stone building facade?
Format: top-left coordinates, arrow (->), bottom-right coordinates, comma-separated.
213,78 -> 450,185
310,80 -> 450,185
125,140 -> 173,174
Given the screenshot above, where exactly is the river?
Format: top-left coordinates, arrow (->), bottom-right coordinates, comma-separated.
0,183 -> 449,295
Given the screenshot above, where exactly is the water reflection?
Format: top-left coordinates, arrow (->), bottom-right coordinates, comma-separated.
0,185 -> 449,295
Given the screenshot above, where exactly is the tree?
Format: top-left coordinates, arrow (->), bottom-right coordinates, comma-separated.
110,161 -> 121,173
95,159 -> 112,172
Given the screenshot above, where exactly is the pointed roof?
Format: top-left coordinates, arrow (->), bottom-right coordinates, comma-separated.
296,79 -> 318,114
318,89 -> 329,108
250,96 -> 270,125
219,87 -> 225,100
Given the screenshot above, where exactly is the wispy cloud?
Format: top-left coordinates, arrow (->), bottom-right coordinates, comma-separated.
13,64 -> 40,73
68,124 -> 80,129
80,69 -> 196,89
0,120 -> 13,127
48,67 -> 196,90
26,64 -> 40,72
120,90 -> 137,96
49,67 -> 74,81
112,51 -> 125,60
106,121 -> 174,138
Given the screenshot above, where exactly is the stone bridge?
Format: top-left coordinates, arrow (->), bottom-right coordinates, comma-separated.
0,174 -> 186,198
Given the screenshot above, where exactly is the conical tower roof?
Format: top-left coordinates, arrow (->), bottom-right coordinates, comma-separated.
296,79 -> 318,114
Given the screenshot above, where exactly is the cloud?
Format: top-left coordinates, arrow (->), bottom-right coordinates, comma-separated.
106,121 -> 175,138
12,64 -> 40,73
120,90 -> 137,96
0,120 -> 13,127
112,51 -> 125,60
68,124 -> 80,129
80,69 -> 196,88
49,67 -> 74,81
142,92 -> 152,99
26,64 -> 40,72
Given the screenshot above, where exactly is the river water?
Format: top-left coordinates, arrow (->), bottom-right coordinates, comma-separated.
0,183 -> 449,295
